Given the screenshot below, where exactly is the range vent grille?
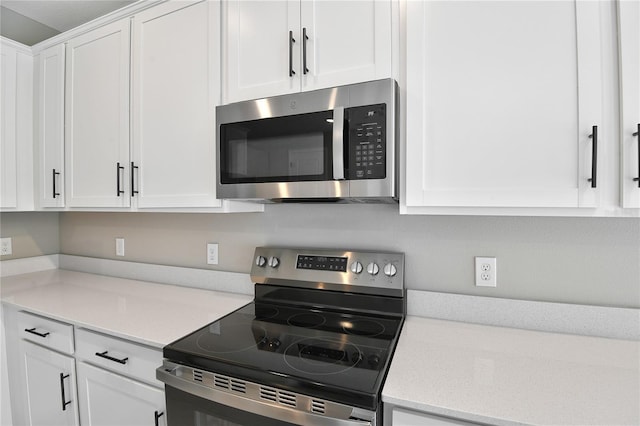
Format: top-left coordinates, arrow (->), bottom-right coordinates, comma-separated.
311,399 -> 326,414
213,374 -> 246,394
178,365 -> 368,421
230,378 -> 246,393
259,386 -> 297,408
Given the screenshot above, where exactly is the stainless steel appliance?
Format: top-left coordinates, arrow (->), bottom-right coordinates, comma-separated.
157,247 -> 405,425
216,79 -> 398,203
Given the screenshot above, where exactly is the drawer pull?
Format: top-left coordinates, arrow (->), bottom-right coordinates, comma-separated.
95,350 -> 129,365
59,373 -> 72,411
154,410 -> 164,426
25,327 -> 50,338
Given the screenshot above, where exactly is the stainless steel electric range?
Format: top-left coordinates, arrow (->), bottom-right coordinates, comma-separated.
157,247 -> 405,426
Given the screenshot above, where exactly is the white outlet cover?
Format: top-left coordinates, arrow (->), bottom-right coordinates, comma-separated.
207,243 -> 219,265
1,238 -> 12,256
116,238 -> 125,256
475,257 -> 497,287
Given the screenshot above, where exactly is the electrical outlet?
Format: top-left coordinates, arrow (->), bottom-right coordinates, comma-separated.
1,238 -> 12,256
207,243 -> 219,265
116,238 -> 125,256
475,257 -> 496,287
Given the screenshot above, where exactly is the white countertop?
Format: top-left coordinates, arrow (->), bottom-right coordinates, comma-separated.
3,268 -> 638,425
0,269 -> 252,348
383,316 -> 640,425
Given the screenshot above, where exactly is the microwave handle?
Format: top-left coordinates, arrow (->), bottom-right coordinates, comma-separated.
332,107 -> 345,180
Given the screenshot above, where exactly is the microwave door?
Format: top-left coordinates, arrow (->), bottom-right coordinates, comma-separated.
220,110 -> 337,183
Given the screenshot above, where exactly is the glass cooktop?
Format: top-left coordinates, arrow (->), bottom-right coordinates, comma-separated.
163,301 -> 403,405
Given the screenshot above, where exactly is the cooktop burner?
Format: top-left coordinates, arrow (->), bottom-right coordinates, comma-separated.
162,247 -> 405,411
165,301 -> 401,390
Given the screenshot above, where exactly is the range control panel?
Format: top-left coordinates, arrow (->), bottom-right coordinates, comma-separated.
296,255 -> 348,272
250,247 -> 404,297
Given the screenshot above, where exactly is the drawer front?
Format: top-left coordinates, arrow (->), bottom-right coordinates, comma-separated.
17,311 -> 75,354
75,328 -> 163,387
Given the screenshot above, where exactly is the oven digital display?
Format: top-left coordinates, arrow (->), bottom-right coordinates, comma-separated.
296,255 -> 348,272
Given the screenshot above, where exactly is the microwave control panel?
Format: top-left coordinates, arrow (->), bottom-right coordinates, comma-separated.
346,104 -> 386,180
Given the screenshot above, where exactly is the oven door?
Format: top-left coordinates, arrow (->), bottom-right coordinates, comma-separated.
157,362 -> 375,426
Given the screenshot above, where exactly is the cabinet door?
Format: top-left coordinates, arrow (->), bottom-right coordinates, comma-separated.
1,40 -> 34,212
19,340 -> 79,426
132,0 -> 221,208
223,0 -> 300,102
77,362 -> 165,426
1,42 -> 18,208
619,0 -> 640,208
392,407 -> 477,426
65,19 -> 131,208
300,0 -> 392,91
405,1 -> 602,209
38,44 -> 66,208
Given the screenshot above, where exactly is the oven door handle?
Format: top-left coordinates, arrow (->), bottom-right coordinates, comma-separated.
332,106 -> 345,181
157,362 -> 373,426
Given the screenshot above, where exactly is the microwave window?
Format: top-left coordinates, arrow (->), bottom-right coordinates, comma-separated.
220,111 -> 334,183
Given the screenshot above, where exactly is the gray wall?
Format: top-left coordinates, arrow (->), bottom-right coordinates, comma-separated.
57,206 -> 640,309
0,212 -> 59,259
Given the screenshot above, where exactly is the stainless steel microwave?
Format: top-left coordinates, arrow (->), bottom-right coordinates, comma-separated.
216,79 -> 398,203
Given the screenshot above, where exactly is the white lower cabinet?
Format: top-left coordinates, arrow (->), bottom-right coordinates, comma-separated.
77,362 -> 165,426
391,407 -> 478,426
75,328 -> 165,426
19,340 -> 80,426
6,310 -> 166,426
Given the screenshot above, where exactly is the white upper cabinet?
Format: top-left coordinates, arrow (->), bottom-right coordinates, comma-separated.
404,1 -> 603,212
37,44 -> 66,208
222,0 -> 392,103
619,0 -> 640,208
1,41 -> 18,209
299,0 -> 392,92
223,0 -> 299,102
1,39 -> 34,211
131,0 -> 220,208
65,20 -> 131,208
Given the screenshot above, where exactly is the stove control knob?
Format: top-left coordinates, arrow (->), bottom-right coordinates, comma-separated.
366,262 -> 379,276
268,256 -> 280,268
255,255 -> 267,267
350,261 -> 363,274
383,263 -> 397,277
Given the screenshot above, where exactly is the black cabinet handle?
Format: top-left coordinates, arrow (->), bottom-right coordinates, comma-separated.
95,350 -> 128,365
289,30 -> 296,77
52,169 -> 60,198
588,125 -> 598,188
25,327 -> 50,338
59,373 -> 72,411
116,162 -> 125,196
131,162 -> 139,197
633,123 -> 640,187
154,411 -> 164,426
302,27 -> 309,75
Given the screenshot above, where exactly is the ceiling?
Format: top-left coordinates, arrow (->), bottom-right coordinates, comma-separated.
1,0 -> 136,46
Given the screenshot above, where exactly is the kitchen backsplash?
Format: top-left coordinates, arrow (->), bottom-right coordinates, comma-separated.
1,207 -> 639,309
